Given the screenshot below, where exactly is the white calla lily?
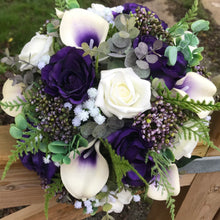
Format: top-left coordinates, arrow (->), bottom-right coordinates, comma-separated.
60,8 -> 109,48
60,140 -> 109,200
55,8 -> 64,19
174,72 -> 217,118
147,164 -> 180,201
1,79 -> 25,117
172,124 -> 198,160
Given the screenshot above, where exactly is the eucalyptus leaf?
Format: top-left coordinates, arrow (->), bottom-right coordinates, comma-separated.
134,42 -> 148,59
153,40 -> 163,50
15,113 -> 28,130
80,121 -> 97,138
51,154 -> 64,163
132,66 -> 150,78
120,14 -> 127,26
136,60 -> 149,70
108,53 -> 126,58
9,125 -> 23,139
192,47 -> 204,54
63,155 -> 71,164
112,33 -> 130,48
92,124 -> 107,138
179,40 -> 190,49
98,42 -> 110,55
108,59 -> 124,69
164,46 -> 178,66
125,49 -> 136,67
39,142 -> 48,153
103,203 -> 113,212
128,27 -> 140,39
191,19 -> 209,33
128,17 -> 136,30
107,117 -> 124,129
115,14 -> 128,31
119,31 -> 130,39
181,46 -> 193,62
66,0 -> 80,9
145,54 -> 158,64
48,141 -> 68,154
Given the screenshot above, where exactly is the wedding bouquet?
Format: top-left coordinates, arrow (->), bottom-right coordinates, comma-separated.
1,0 -> 220,219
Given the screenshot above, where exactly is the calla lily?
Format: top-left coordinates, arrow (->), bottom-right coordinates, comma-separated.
60,8 -> 109,48
55,8 -> 64,19
60,140 -> 109,200
172,125 -> 198,160
174,72 -> 217,118
1,79 -> 25,117
147,164 -> 180,201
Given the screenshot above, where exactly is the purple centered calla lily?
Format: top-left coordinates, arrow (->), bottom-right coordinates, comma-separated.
41,47 -> 95,104
107,127 -> 154,187
133,36 -> 188,89
60,8 -> 109,48
60,140 -> 109,200
20,151 -> 58,184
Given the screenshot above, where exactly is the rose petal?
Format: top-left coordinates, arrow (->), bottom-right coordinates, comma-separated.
147,164 -> 180,201
60,8 -> 109,48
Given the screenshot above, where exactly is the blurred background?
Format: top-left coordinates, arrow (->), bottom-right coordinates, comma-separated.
0,0 -> 219,219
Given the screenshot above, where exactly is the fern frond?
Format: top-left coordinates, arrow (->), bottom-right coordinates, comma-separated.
101,139 -> 149,191
44,176 -> 64,220
147,151 -> 176,220
157,83 -> 220,113
169,0 -> 198,33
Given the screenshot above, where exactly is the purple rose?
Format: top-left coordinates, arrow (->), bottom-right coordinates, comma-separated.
107,127 -> 154,187
133,36 -> 187,89
41,46 -> 95,104
20,151 -> 58,183
122,3 -> 168,30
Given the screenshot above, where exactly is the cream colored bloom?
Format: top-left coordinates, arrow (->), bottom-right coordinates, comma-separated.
60,140 -> 109,200
1,79 -> 25,117
95,68 -> 151,119
18,33 -> 54,71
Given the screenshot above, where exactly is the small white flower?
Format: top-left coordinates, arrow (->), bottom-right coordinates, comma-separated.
133,194 -> 141,202
89,107 -> 100,117
78,110 -> 90,122
84,200 -> 92,207
94,114 -> 106,125
83,99 -> 95,110
112,5 -> 124,13
72,117 -> 81,127
93,199 -> 101,207
108,194 -> 116,203
64,102 -> 73,110
74,104 -> 83,115
86,205 -> 94,214
38,61 -> 46,70
43,155 -> 51,164
74,200 -> 82,209
87,87 -> 98,99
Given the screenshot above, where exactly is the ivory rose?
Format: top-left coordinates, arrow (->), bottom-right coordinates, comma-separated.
95,68 -> 151,119
18,33 -> 54,71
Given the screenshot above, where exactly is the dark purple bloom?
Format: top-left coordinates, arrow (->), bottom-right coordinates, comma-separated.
122,3 -> 168,30
107,127 -> 154,187
133,36 -> 187,89
41,47 -> 95,104
20,151 -> 58,183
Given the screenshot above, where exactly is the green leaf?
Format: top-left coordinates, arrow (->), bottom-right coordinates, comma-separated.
77,135 -> 88,148
47,23 -> 56,33
66,0 -> 80,9
39,142 -> 48,153
192,47 -> 204,54
163,149 -> 175,162
128,27 -> 140,39
15,113 -> 28,130
103,203 -> 113,212
164,46 -> 178,66
191,20 -> 209,33
9,125 -> 23,139
181,46 -> 193,61
119,31 -> 130,38
128,17 -> 136,30
63,155 -> 71,164
48,141 -> 68,154
51,154 -> 64,163
184,33 -> 199,46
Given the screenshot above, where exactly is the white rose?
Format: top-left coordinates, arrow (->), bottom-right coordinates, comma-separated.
18,33 -> 54,71
95,68 -> 151,119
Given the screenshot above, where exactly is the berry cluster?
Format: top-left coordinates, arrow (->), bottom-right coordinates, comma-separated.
133,96 -> 187,151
